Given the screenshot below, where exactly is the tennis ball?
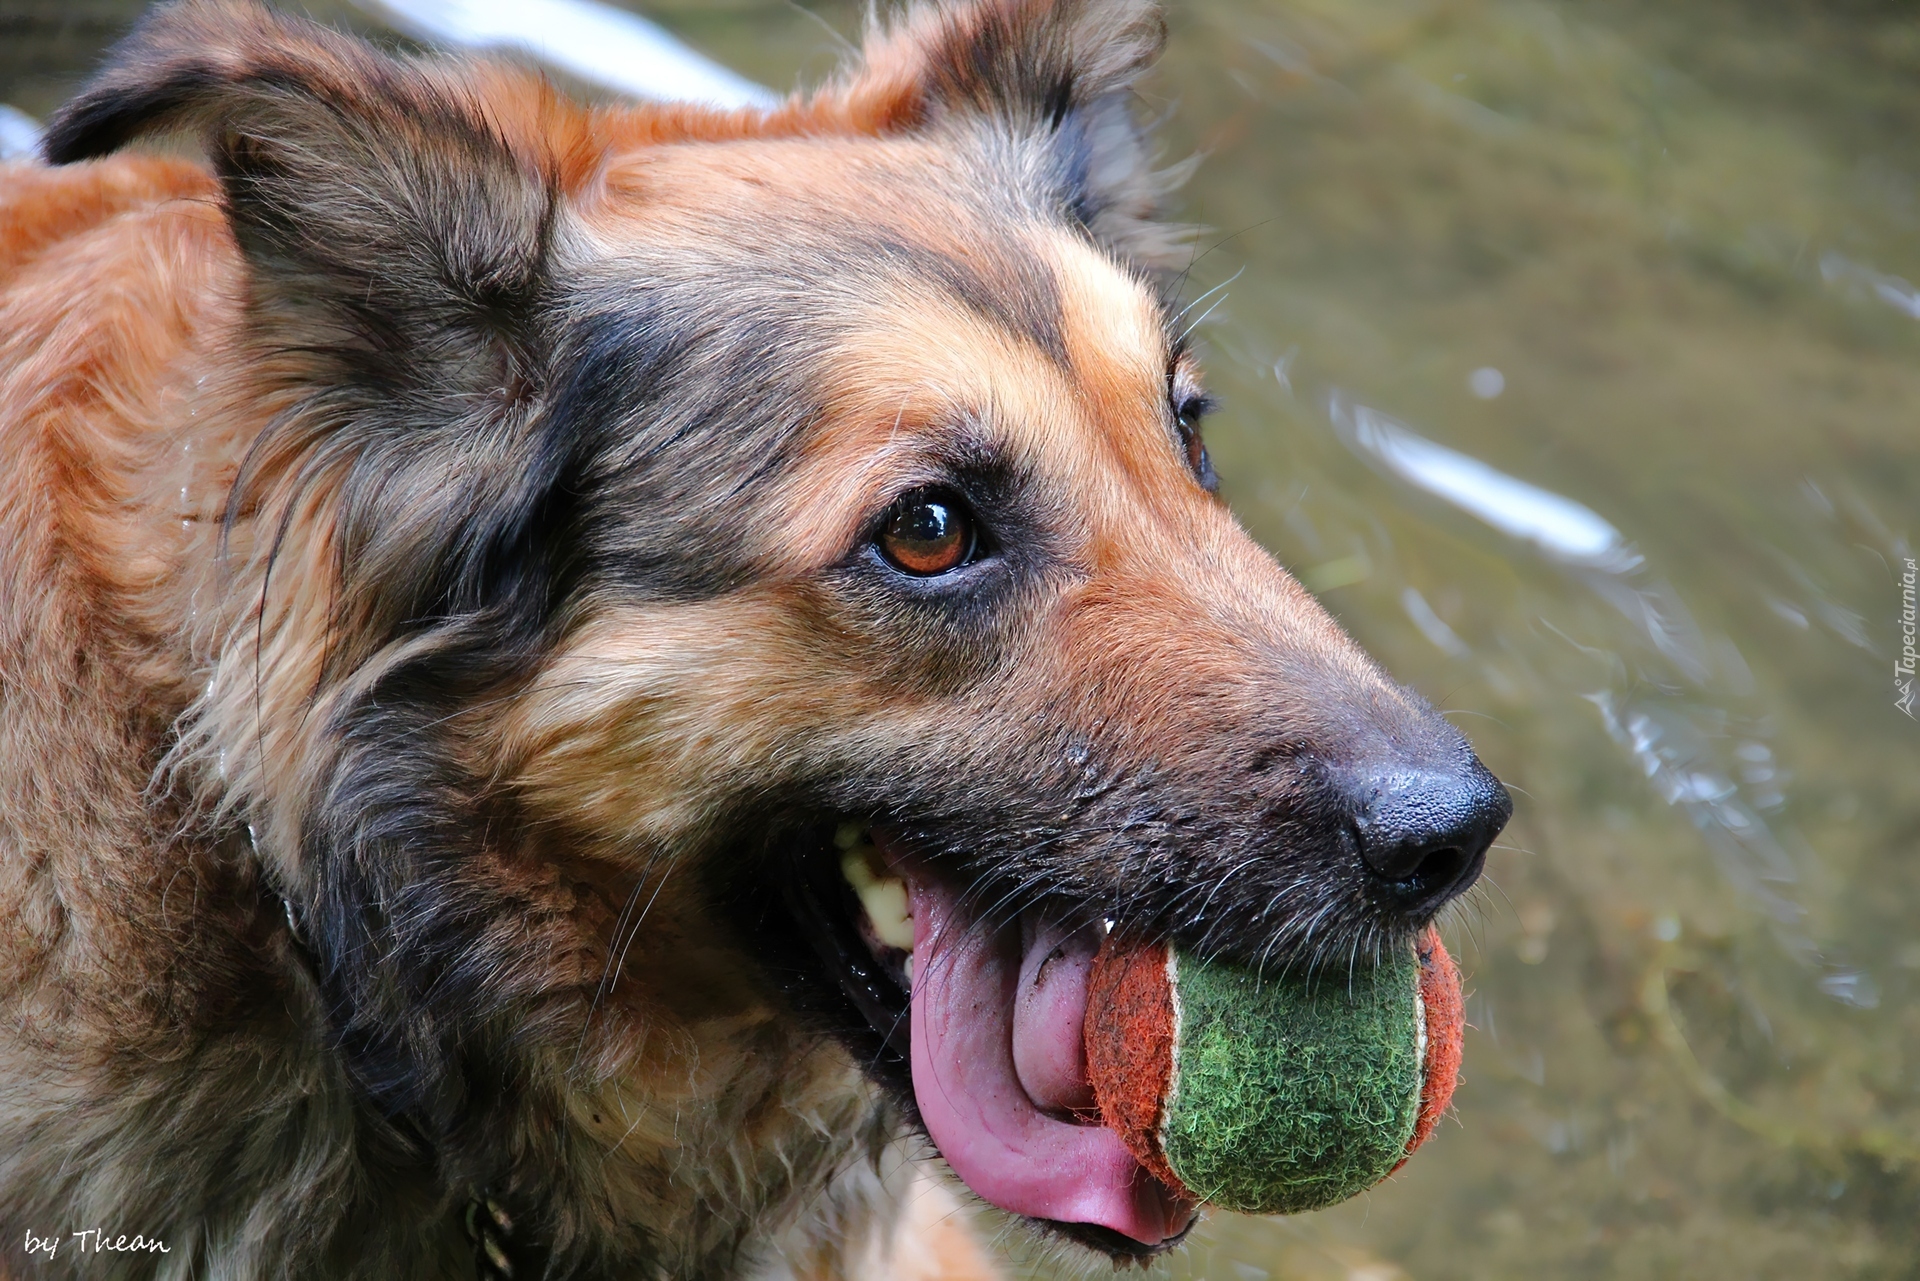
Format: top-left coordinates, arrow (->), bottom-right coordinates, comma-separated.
1083,926 -> 1462,1215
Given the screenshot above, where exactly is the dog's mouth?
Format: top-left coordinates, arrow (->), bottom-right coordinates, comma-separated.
783,823 -> 1196,1255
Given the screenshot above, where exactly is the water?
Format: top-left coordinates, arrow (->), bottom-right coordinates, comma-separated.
7,0 -> 1917,1275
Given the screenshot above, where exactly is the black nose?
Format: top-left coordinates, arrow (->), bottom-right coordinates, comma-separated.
1349,763 -> 1510,915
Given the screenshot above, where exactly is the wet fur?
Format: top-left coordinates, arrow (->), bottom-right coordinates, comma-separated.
0,1 -> 1481,1276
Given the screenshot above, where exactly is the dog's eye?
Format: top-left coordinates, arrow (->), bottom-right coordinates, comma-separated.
878,488 -> 977,576
1175,395 -> 1219,493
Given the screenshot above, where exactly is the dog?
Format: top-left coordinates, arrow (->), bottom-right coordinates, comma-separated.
0,0 -> 1510,1275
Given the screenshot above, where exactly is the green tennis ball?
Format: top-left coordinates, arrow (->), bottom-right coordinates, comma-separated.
1084,927 -> 1463,1215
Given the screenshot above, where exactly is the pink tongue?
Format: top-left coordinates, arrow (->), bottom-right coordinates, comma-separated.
905,872 -> 1193,1244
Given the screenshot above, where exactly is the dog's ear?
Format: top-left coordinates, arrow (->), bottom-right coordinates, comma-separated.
843,0 -> 1184,271
44,1 -> 616,658
43,0 -> 595,397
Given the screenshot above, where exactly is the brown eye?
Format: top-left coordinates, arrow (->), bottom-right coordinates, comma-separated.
1176,399 -> 1219,493
878,488 -> 975,576
1179,420 -> 1207,474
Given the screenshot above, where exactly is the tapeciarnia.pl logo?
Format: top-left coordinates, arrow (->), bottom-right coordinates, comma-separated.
1898,557 -> 1917,719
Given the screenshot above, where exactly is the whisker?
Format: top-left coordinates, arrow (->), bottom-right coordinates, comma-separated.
1167,265 -> 1245,327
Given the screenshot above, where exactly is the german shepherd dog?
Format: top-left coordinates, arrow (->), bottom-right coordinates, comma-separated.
0,0 -> 1509,1275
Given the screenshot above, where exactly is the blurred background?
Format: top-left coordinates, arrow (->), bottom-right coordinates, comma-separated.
5,0 -> 1918,1276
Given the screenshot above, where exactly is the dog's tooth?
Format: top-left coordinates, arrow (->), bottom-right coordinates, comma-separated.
839,849 -> 915,951
833,822 -> 869,852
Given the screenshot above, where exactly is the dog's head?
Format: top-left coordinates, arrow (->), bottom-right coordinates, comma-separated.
50,0 -> 1507,1264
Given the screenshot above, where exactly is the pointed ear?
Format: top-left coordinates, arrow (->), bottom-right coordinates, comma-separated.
843,0 -> 1185,272
43,0 -> 598,396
